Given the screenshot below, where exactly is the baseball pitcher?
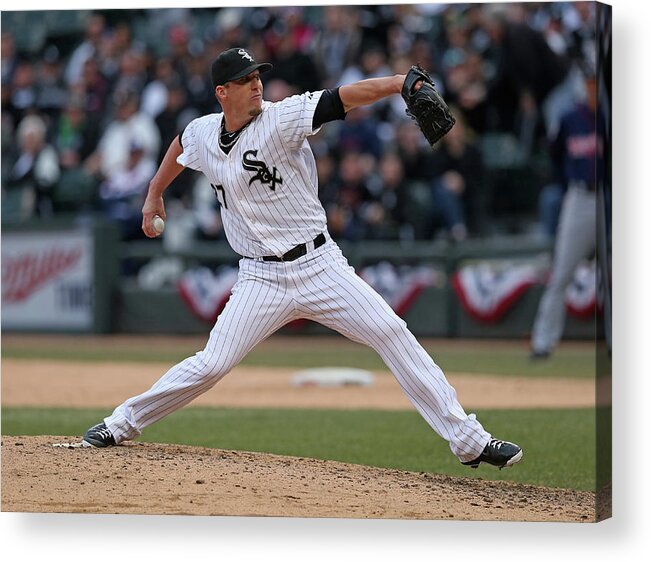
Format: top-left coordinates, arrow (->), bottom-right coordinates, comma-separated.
83,48 -> 522,470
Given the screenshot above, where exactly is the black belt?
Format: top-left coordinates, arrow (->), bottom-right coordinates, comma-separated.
260,233 -> 326,262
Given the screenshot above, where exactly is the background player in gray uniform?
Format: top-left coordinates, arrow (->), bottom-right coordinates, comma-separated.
83,48 -> 522,470
530,69 -> 599,359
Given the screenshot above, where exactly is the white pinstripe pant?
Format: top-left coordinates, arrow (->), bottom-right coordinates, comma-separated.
105,239 -> 491,462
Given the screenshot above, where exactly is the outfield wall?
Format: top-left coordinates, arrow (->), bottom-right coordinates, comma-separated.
2,218 -> 595,339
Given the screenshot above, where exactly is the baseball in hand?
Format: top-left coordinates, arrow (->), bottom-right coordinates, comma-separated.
152,215 -> 165,235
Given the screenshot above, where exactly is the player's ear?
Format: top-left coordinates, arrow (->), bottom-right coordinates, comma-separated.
215,85 -> 226,102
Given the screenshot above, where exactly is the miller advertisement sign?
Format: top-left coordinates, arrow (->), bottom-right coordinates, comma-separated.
2,230 -> 94,330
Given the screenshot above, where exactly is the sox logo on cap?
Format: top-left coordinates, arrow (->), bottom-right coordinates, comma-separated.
238,49 -> 254,62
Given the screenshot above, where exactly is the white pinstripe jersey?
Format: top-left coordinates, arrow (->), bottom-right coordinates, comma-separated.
177,91 -> 328,258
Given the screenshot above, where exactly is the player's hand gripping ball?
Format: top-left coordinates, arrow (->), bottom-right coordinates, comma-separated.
152,215 -> 165,236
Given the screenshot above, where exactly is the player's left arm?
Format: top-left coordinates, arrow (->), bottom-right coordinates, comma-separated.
339,75 -> 407,112
278,78 -> 412,147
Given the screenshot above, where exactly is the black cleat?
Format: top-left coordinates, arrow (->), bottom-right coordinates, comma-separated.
529,349 -> 551,361
462,438 -> 523,469
82,422 -> 116,448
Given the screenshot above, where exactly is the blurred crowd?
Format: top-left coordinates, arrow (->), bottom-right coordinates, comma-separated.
1,3 -> 597,244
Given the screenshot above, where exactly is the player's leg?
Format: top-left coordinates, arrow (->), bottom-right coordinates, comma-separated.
531,187 -> 597,355
293,242 -> 496,464
96,263 -> 295,444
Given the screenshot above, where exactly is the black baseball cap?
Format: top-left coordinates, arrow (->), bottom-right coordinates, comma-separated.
211,48 -> 273,88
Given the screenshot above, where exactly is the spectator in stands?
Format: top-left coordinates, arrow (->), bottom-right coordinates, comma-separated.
6,114 -> 60,219
430,110 -> 484,241
85,90 -> 160,180
168,24 -> 193,81
0,28 -> 19,154
462,4 -> 492,53
185,53 -> 217,115
147,8 -> 193,52
7,61 -> 37,124
263,78 -> 294,103
441,19 -> 488,134
373,151 -> 413,240
55,93 -> 101,170
326,151 -> 380,242
1,110 -> 14,180
316,152 -> 339,209
97,22 -> 133,85
50,93 -> 101,214
543,14 -> 570,56
113,49 -> 149,100
2,31 -> 19,90
265,33 -> 320,94
481,4 -> 574,140
155,79 -> 198,203
213,8 -> 247,52
64,13 -> 106,86
441,19 -> 470,73
410,36 -> 437,77
279,6 -> 315,53
338,45 -> 393,120
395,121 -> 434,183
312,5 -> 362,87
76,57 -> 110,116
339,44 -> 392,86
386,11 -> 418,58
154,79 -> 195,159
35,46 -> 68,119
98,139 -> 157,240
454,50 -> 488,134
392,4 -> 436,55
141,57 -> 176,118
338,106 -> 382,160
565,1 -> 597,70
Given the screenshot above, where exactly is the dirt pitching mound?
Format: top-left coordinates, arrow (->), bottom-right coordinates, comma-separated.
2,436 -> 597,522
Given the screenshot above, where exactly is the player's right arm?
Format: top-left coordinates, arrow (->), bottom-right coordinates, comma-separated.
141,135 -> 185,238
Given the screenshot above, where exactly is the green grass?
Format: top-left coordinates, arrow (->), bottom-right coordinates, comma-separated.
2,339 -> 594,378
241,346 -> 594,378
1,406 -> 597,491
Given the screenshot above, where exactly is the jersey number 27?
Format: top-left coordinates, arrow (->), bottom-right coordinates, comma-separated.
211,183 -> 228,209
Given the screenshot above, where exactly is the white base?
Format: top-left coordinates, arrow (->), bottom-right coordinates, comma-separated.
291,368 -> 375,387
